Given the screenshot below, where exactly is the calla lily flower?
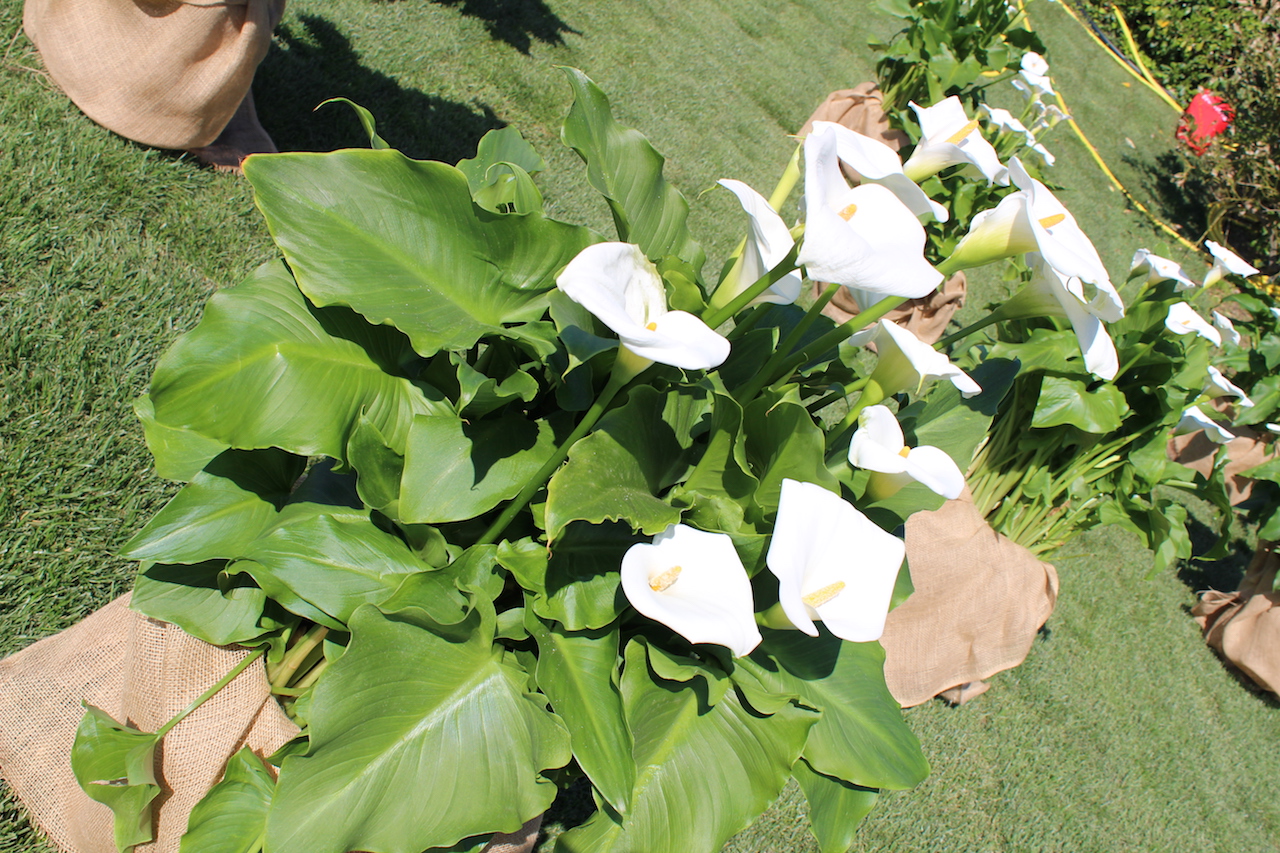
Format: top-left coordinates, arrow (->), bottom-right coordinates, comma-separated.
1176,405 -> 1234,444
1165,301 -> 1222,346
1212,311 -> 1241,346
999,254 -> 1120,379
809,121 -> 948,222
1029,103 -> 1070,133
1206,365 -> 1254,406
1267,424 -> 1280,435
848,405 -> 965,500
864,319 -> 982,398
556,242 -> 730,377
620,523 -> 762,658
1131,248 -> 1199,291
797,124 -> 944,298
766,478 -> 905,642
1012,52 -> 1056,101
1204,240 -> 1260,286
901,97 -> 1009,186
979,105 -> 1030,137
941,159 -> 1113,296
715,179 -> 802,306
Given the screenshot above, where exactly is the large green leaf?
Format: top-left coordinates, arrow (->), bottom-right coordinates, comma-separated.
527,616 -> 634,814
228,513 -> 427,630
244,149 -> 596,356
179,747 -> 276,853
555,641 -> 816,853
560,68 -> 706,271
131,562 -> 270,647
399,411 -> 558,524
71,706 -> 161,853
792,757 -> 879,853
904,357 -> 1020,468
544,386 -> 711,542
266,605 -> 570,853
457,127 -> 548,214
736,629 -> 928,790
1032,375 -> 1130,433
500,523 -> 636,630
132,395 -> 227,482
121,448 -> 305,565
742,391 -> 838,513
680,391 -> 758,502
987,329 -> 1082,375
149,261 -> 447,460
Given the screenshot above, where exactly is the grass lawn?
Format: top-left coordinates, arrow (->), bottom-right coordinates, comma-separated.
2,0 -> 1274,850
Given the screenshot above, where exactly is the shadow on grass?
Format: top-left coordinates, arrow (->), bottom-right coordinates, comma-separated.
424,0 -> 581,54
254,14 -> 506,162
1119,149 -> 1210,246
1178,517 -> 1252,593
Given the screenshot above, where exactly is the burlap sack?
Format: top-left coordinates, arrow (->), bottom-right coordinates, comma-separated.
1193,540 -> 1280,695
1167,418 -> 1276,506
880,489 -> 1060,707
798,83 -> 909,151
23,0 -> 285,149
0,594 -> 299,853
815,272 -> 968,344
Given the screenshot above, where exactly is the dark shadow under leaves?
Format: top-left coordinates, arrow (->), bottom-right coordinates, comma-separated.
1120,149 -> 1210,246
1178,517 -> 1252,593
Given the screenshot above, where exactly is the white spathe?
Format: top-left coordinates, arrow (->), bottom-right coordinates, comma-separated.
848,405 -> 965,499
556,242 -> 730,372
1212,311 -> 1241,346
621,523 -> 762,657
1165,301 -> 1222,346
1005,254 -> 1120,380
1206,365 -> 1254,407
716,179 -> 802,305
1176,405 -> 1234,444
1130,248 -> 1199,291
866,319 -> 982,398
1012,51 -> 1056,101
766,478 -> 905,642
1204,240 -> 1260,286
811,121 -> 949,222
797,124 -> 944,298
901,97 -> 1009,186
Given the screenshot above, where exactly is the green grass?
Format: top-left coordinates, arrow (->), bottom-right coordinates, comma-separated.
1,0 -> 1272,850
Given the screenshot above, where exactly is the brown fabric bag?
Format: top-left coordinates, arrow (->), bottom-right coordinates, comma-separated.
816,272 -> 968,345
0,594 -> 299,853
1192,541 -> 1280,695
23,0 -> 285,149
880,489 -> 1060,707
1167,417 -> 1276,506
798,83 -> 909,151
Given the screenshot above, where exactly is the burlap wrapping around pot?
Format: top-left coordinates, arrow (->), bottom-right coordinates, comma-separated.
0,594 -> 299,853
1192,541 -> 1280,695
798,83 -> 908,151
880,490 -> 1060,708
814,272 -> 967,345
23,0 -> 285,149
1167,418 -> 1276,506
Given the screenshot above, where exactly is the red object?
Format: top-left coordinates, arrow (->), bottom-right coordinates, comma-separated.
1177,90 -> 1235,155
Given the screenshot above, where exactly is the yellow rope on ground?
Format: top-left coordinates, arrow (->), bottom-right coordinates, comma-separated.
1049,1 -> 1180,112
1108,4 -> 1183,113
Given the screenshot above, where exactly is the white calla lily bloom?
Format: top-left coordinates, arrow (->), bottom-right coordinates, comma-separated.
1012,51 -> 1057,101
942,159 -> 1113,297
979,105 -> 1030,136
1204,240 -> 1260,286
715,179 -> 802,306
810,121 -> 948,222
865,319 -> 982,398
766,479 -> 905,642
1205,366 -> 1254,407
1131,248 -> 1199,291
556,243 -> 730,376
1176,405 -> 1234,444
797,124 -> 944,298
1165,301 -> 1222,346
1267,424 -> 1280,435
848,405 -> 965,500
621,523 -> 762,658
1212,311 -> 1241,346
901,97 -> 1009,186
1029,103 -> 1070,132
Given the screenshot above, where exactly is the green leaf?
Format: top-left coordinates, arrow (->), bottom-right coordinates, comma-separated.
560,68 -> 706,271
501,523 -> 636,630
988,328 -> 1082,375
736,629 -> 928,790
457,126 -> 547,187
449,352 -> 541,419
132,395 -> 227,482
555,641 -> 816,853
149,261 -> 448,461
906,357 -> 1020,468
545,386 -> 712,542
228,513 -> 427,630
399,411 -> 558,524
179,747 -> 276,853
317,97 -> 391,149
71,706 -> 162,853
266,605 -> 570,853
131,562 -> 270,647
792,757 -> 879,853
742,391 -> 838,514
526,616 -> 634,814
680,391 -> 758,503
1032,375 -> 1129,433
244,149 -> 596,357
121,448 -> 305,564
346,415 -> 406,516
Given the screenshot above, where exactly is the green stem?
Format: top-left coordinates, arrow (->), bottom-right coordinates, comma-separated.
477,372 -> 628,545
155,648 -> 266,739
768,142 -> 804,212
934,310 -> 1006,349
806,376 -> 871,415
725,303 -> 769,342
774,283 -> 841,365
702,242 -> 802,330
269,624 -> 330,693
